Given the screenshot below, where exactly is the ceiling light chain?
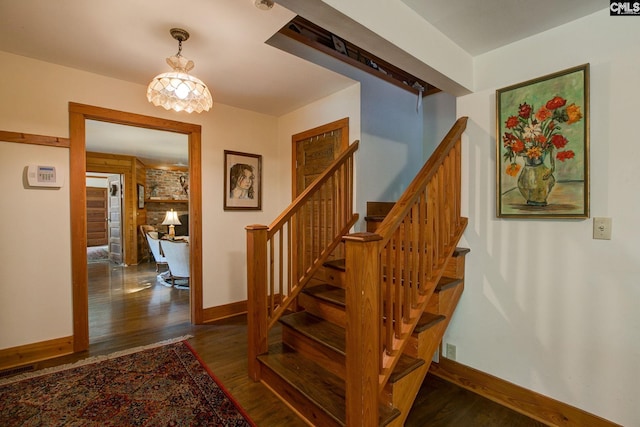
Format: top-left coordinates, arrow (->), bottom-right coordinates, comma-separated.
146,28 -> 213,114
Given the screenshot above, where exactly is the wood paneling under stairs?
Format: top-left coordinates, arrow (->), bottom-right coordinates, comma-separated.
18,261 -> 544,427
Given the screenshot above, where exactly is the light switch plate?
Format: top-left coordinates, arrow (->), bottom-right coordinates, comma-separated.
593,217 -> 612,240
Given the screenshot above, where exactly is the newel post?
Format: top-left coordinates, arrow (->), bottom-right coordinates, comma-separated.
344,232 -> 382,426
246,224 -> 269,381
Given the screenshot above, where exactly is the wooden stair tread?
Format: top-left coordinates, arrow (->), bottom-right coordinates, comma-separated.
259,343 -> 400,426
414,312 -> 446,333
302,284 -> 346,307
280,311 -> 345,355
281,311 -> 425,384
452,247 -> 471,257
436,276 -> 463,292
364,215 -> 387,222
387,352 -> 425,383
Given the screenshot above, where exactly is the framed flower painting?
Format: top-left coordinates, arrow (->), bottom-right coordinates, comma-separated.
496,64 -> 590,219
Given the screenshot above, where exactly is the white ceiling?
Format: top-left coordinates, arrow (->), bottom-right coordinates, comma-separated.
400,0 -> 604,56
0,0 -> 605,164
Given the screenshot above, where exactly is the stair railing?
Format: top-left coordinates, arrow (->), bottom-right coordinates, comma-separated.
246,141 -> 359,380
344,118 -> 468,426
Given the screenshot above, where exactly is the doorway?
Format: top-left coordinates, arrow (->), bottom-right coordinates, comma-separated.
69,103 -> 204,352
86,180 -> 108,248
291,118 -> 349,270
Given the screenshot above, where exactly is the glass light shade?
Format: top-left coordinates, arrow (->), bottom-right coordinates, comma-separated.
147,55 -> 212,113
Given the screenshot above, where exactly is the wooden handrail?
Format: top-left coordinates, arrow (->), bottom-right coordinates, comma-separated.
247,141 -> 359,380
267,140 -> 359,236
345,117 -> 468,425
374,117 -> 467,245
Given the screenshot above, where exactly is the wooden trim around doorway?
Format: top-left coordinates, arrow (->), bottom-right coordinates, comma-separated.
69,103 -> 204,352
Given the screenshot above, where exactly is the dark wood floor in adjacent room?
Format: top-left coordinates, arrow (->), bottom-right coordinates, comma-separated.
34,259 -> 545,426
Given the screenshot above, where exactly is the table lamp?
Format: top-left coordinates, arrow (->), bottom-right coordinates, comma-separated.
162,209 -> 182,239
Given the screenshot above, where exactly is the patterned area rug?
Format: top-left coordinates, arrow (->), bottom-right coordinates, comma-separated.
87,245 -> 109,263
0,339 -> 255,426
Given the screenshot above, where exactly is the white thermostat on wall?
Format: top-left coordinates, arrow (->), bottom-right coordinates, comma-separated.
27,165 -> 63,188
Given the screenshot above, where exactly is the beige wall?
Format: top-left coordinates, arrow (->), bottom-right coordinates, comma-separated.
0,142 -> 72,346
454,10 -> 638,426
0,50 -> 361,349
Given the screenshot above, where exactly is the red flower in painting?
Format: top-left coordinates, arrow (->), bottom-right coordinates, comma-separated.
545,96 -> 567,110
556,151 -> 575,162
551,134 -> 568,149
535,134 -> 547,144
518,103 -> 532,119
505,116 -> 519,129
511,139 -> 525,153
535,106 -> 552,122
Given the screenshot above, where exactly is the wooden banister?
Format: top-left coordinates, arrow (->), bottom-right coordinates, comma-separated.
267,141 -> 359,235
247,141 -> 359,380
374,117 -> 467,245
344,117 -> 468,424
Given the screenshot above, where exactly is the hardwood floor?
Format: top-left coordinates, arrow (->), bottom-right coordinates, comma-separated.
32,260 -> 544,426
87,261 -> 189,345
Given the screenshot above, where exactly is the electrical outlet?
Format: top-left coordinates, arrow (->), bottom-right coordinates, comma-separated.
593,217 -> 612,240
446,343 -> 457,361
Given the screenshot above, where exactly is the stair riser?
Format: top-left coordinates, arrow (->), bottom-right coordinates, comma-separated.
405,323 -> 446,360
323,266 -> 346,288
426,280 -> 464,316
259,362 -> 343,427
299,293 -> 346,328
282,326 -> 346,379
444,252 -> 467,279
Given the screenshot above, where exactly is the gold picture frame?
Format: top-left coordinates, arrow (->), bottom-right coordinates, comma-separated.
496,64 -> 590,219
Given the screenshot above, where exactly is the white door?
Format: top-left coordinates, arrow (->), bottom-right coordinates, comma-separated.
107,174 -> 123,264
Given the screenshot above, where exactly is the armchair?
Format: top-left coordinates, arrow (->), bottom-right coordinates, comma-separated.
160,240 -> 190,289
141,226 -> 169,274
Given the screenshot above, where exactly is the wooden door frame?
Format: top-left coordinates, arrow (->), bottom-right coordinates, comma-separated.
290,118 -> 349,280
69,102 -> 204,352
291,117 -> 349,198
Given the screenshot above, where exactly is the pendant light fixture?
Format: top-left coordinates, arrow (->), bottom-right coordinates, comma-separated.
147,28 -> 213,113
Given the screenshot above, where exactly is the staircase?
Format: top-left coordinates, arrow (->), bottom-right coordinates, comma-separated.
246,118 -> 469,426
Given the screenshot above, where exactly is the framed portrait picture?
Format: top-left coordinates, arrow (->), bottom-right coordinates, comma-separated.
137,184 -> 144,209
496,64 -> 590,219
224,150 -> 262,211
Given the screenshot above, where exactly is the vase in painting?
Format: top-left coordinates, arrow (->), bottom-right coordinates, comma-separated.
517,156 -> 555,206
